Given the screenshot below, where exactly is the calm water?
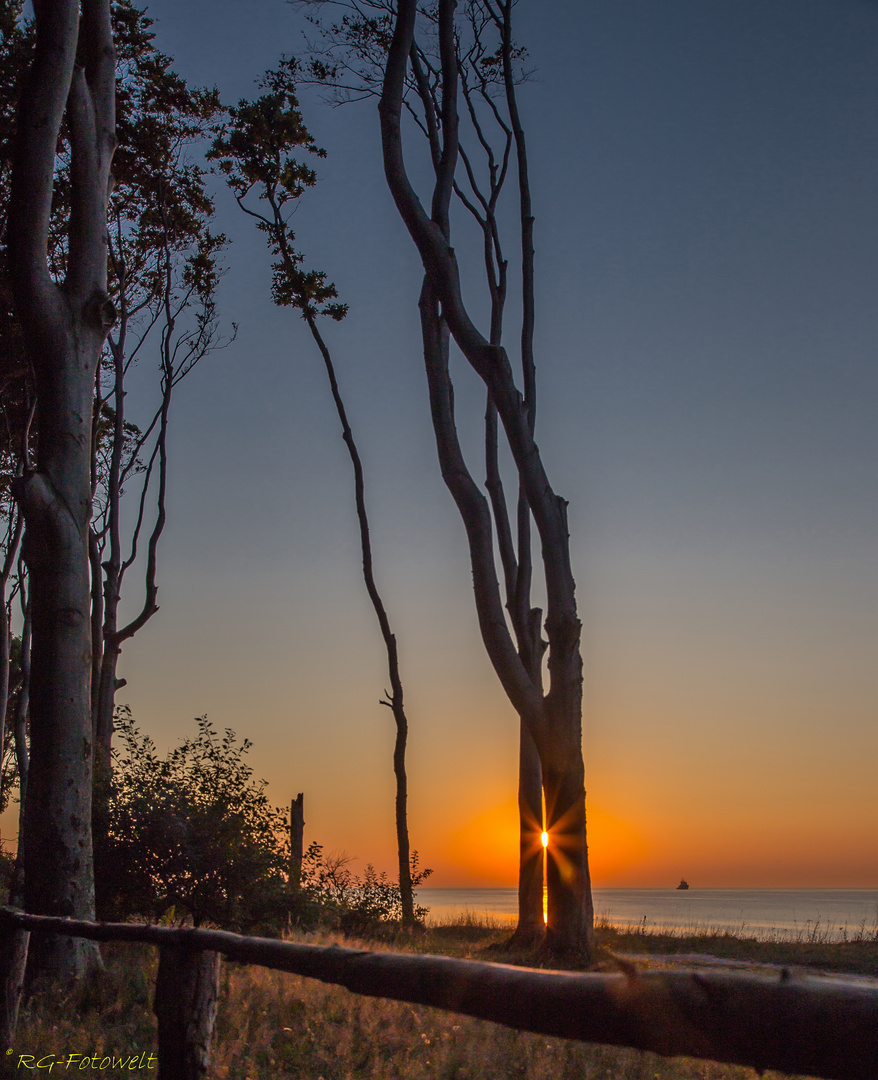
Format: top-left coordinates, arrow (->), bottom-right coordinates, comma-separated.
417,888 -> 878,940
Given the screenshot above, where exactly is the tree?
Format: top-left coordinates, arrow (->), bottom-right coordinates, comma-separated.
301,843 -> 432,936
298,0 -> 547,944
298,0 -> 587,954
6,0 -> 115,983
209,60 -> 423,928
1,1 -> 228,959
99,710 -> 292,930
374,0 -> 595,961
89,2 -> 228,795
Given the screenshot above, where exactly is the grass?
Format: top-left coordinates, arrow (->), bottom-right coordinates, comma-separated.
4,914 -> 876,1079
591,910 -> 878,978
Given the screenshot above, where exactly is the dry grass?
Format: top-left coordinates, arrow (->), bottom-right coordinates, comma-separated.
592,911 -> 878,977
6,916 -> 875,1079
213,954 -> 758,1080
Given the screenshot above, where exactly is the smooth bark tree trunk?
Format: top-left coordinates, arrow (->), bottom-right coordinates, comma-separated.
8,0 -> 115,985
17,356 -> 105,982
0,920 -> 28,1046
542,729 -> 595,958
514,723 -> 544,944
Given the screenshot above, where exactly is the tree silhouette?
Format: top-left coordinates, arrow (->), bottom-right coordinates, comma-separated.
1,0 -> 229,984
210,60 -> 425,928
298,0 -> 593,957
375,0 -> 594,961
89,1 -> 230,813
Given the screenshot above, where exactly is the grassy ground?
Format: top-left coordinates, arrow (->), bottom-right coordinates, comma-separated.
591,912 -> 878,978
5,915 -> 876,1079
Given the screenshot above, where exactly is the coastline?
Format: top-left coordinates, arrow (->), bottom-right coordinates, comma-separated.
419,886 -> 878,940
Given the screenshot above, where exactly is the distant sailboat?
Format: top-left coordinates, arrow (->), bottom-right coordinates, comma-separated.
676,878 -> 690,890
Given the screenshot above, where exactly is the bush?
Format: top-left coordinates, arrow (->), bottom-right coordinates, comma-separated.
96,709 -> 291,930
94,708 -> 432,937
300,844 -> 432,937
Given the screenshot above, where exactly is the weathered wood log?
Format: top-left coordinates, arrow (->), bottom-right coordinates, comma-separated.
1,908 -> 876,1080
154,944 -> 220,1080
289,792 -> 304,890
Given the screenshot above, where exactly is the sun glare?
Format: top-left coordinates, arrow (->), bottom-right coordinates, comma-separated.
541,831 -> 548,848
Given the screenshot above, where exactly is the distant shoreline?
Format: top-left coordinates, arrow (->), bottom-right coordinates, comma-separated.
423,885 -> 878,891
418,886 -> 878,941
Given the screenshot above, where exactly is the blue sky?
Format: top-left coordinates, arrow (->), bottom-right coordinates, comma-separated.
41,0 -> 876,886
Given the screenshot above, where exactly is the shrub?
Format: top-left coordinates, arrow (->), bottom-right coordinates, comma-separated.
94,708 -> 432,936
300,844 -> 432,937
95,709 -> 291,930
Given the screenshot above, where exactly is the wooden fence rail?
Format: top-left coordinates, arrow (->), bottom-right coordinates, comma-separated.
1,908 -> 876,1080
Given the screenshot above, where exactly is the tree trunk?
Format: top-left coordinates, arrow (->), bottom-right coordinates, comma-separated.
380,0 -> 594,963
500,0 -> 544,944
391,697 -> 413,927
0,604 -> 10,806
89,524 -> 115,868
92,541 -> 121,779
542,728 -> 595,960
8,0 -> 115,985
0,513 -> 23,816
17,378 -> 103,983
289,793 -> 304,890
304,314 -> 415,928
513,723 -> 544,945
92,332 -> 126,775
0,920 -> 28,1046
13,591 -> 30,841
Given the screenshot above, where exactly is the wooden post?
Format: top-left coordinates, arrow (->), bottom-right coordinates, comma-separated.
289,792 -> 305,890
154,944 -> 220,1080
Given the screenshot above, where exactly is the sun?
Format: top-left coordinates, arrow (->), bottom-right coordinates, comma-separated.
541,831 -> 548,848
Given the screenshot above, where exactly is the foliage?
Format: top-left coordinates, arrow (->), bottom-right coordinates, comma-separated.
0,0 -> 32,441
0,0 -> 228,512
95,710 -> 431,936
96,709 -> 292,930
208,58 -> 347,322
295,0 -> 531,127
300,843 -> 432,935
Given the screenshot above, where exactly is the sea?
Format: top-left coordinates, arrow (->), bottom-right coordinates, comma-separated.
416,888 -> 878,941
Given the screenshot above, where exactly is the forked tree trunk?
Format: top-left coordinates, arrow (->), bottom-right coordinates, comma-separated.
381,0 -> 594,962
8,0 -> 115,984
94,331 -> 167,777
498,0 -> 546,943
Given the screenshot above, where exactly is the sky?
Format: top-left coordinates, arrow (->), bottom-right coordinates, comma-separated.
13,0 -> 877,889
